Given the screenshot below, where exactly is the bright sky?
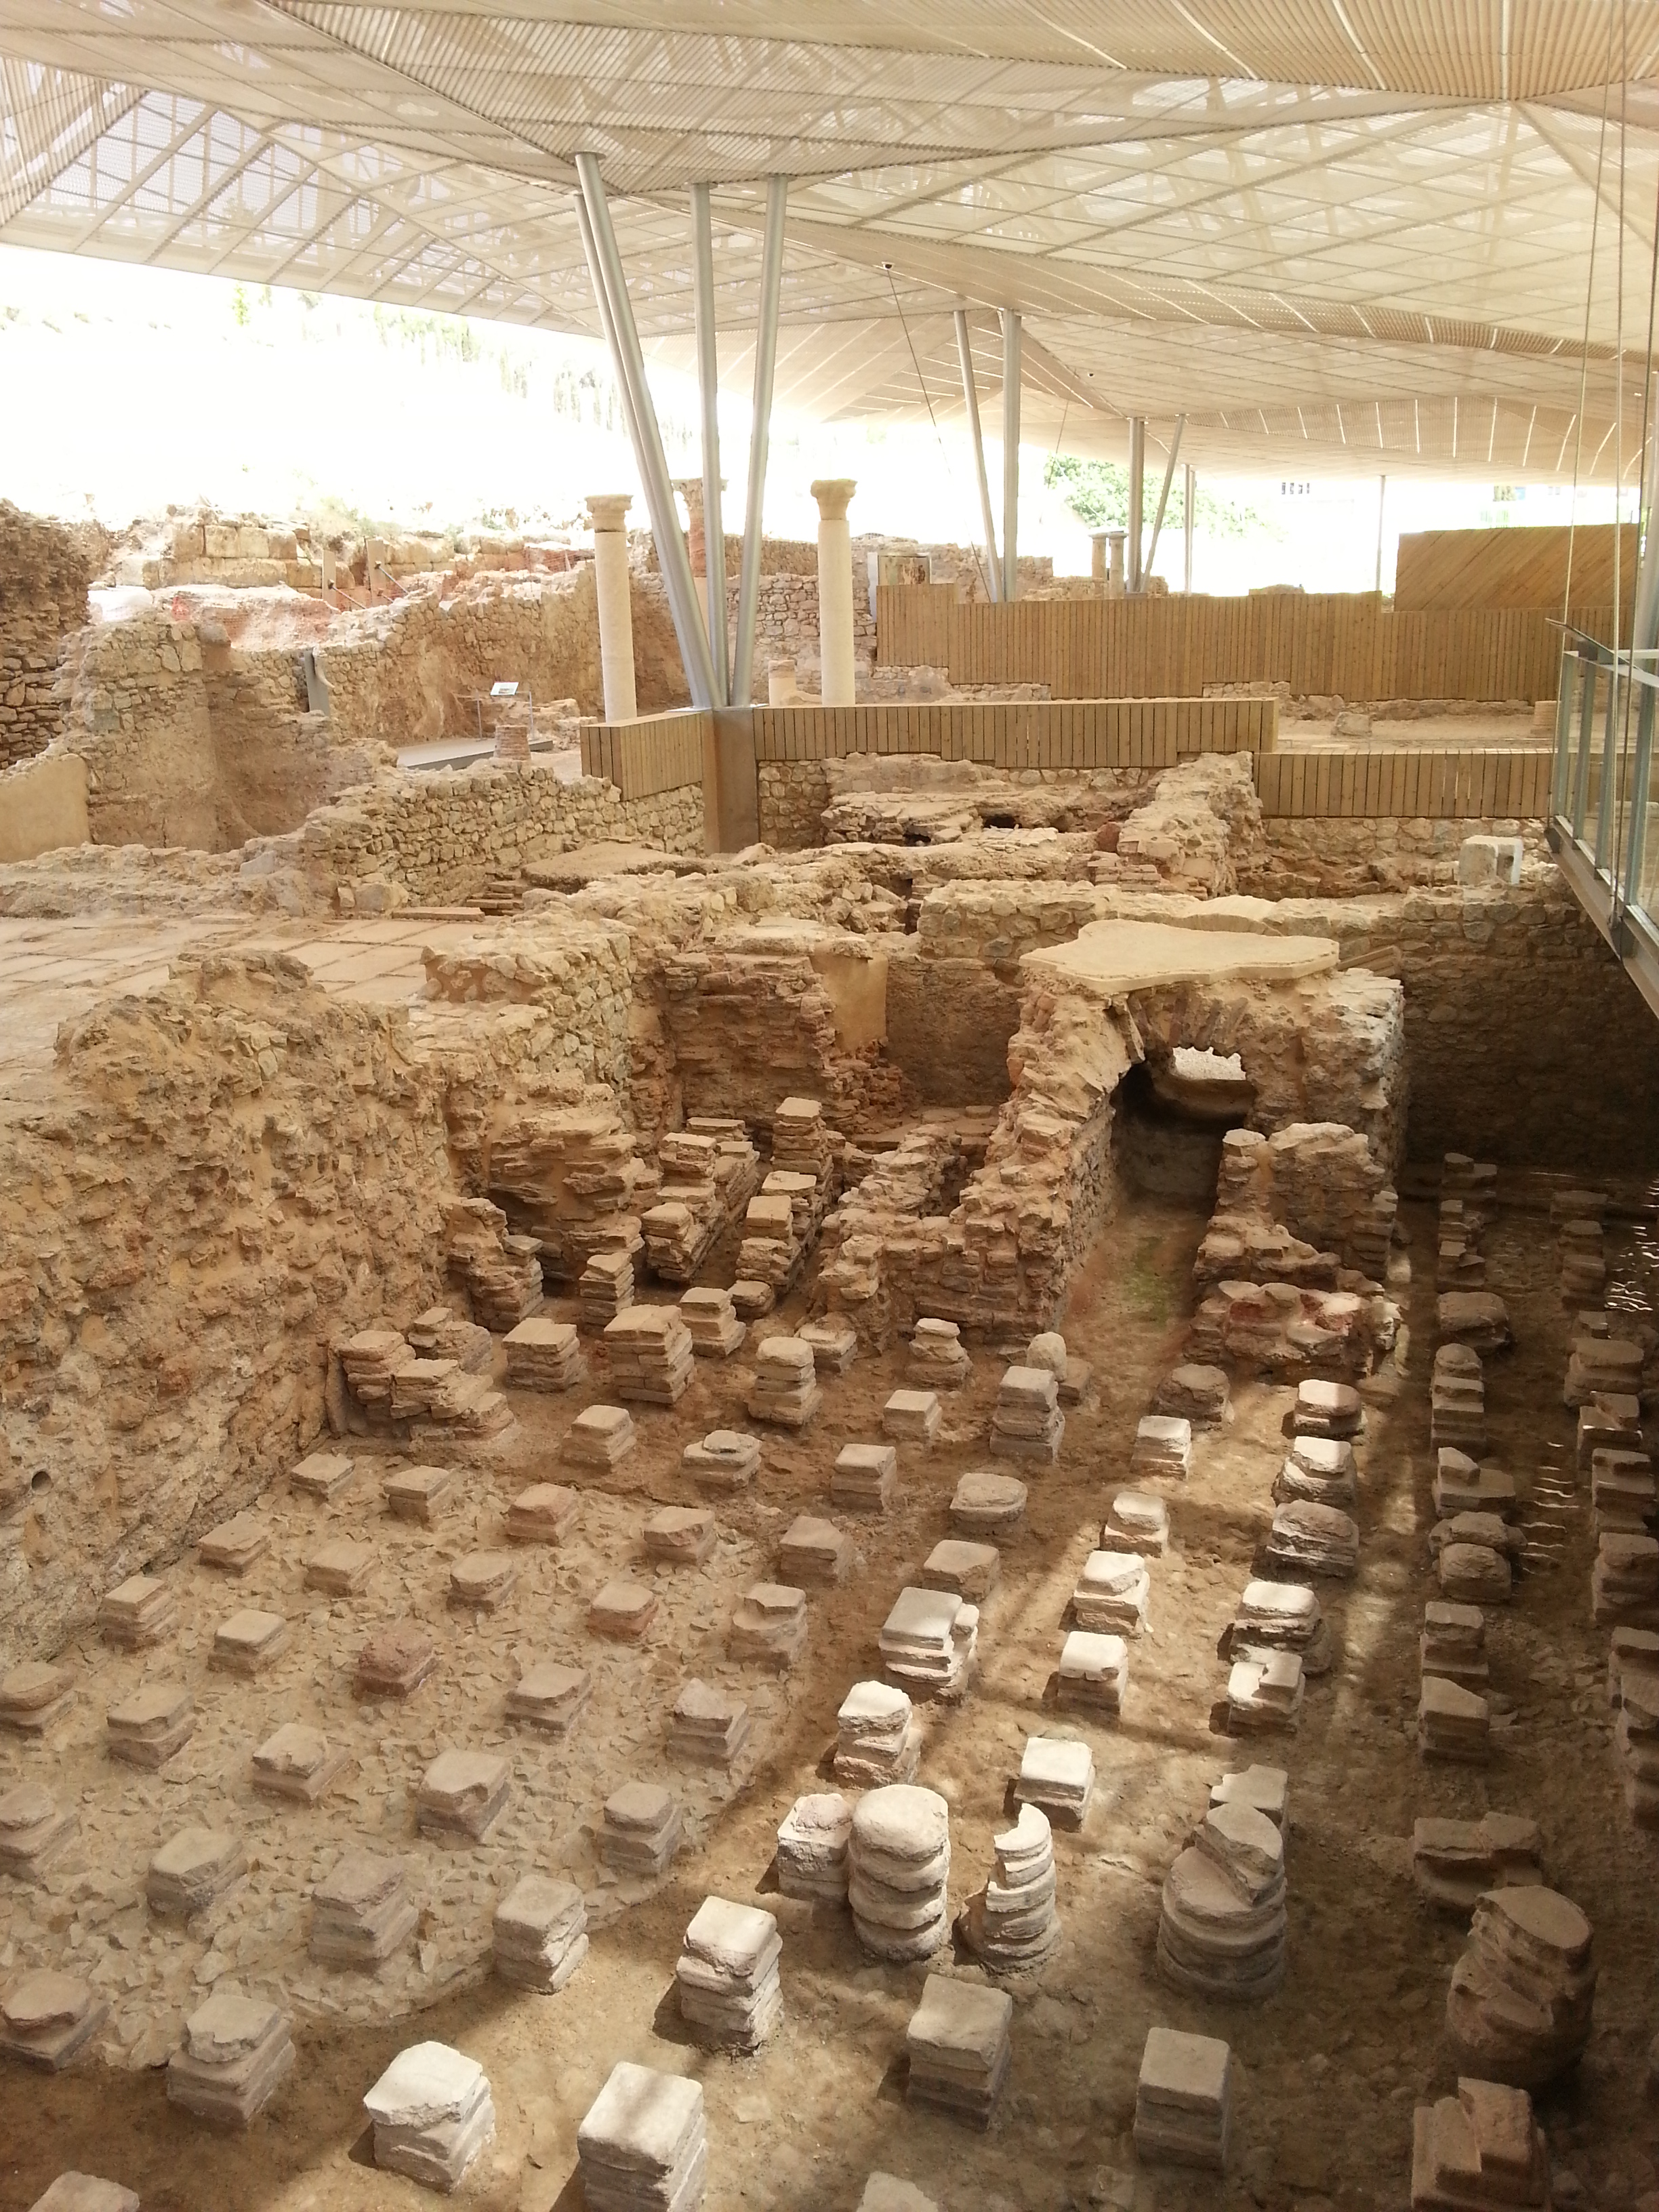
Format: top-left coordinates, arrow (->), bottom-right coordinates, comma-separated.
0,244 -> 1628,593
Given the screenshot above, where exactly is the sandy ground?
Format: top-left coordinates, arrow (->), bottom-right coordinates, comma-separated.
3,1190 -> 1657,2212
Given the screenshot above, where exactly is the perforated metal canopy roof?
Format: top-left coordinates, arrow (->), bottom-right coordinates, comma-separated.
3,3 -> 1659,477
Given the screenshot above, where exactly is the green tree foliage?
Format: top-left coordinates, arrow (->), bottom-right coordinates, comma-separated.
1044,452 -> 1267,539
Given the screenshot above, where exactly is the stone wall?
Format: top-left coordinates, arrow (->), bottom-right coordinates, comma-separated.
1247,813 -> 1552,896
1,502 -> 92,769
1100,876 -> 1659,1169
298,760 -> 704,902
758,758 -> 1167,849
316,563 -> 687,748
60,610 -> 218,847
0,954 -> 457,1656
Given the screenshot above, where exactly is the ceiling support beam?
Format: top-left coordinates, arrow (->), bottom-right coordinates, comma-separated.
954,308 -> 1000,602
575,150 -> 718,714
1183,462 -> 1195,594
691,180 -> 730,705
1127,417 -> 1146,593
1144,413 -> 1185,584
733,173 -> 787,709
1001,308 -> 1022,604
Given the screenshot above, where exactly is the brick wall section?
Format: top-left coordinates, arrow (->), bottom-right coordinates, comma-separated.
0,502 -> 91,769
298,761 -> 705,901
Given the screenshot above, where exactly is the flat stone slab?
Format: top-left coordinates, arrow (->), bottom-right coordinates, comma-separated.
1027,916 -> 1338,995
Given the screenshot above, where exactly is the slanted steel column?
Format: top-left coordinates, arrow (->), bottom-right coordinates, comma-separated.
1144,413 -> 1185,583
1183,463 -> 1195,594
691,181 -> 730,703
954,308 -> 1000,601
733,174 -> 787,707
1127,417 -> 1145,593
1001,309 -> 1022,602
574,153 -> 718,712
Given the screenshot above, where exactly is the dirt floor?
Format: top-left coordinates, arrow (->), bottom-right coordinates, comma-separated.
3,1189 -> 1657,2212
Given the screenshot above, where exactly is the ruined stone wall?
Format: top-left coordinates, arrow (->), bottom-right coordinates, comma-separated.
758,758 -> 1163,848
0,955 -> 457,1656
298,760 -> 704,901
1101,876 -> 1659,1170
0,503 -> 93,769
1247,813 -> 1553,897
60,610 -> 218,848
317,565 -> 687,747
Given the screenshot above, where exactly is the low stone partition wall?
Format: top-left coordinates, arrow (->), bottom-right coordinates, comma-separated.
0,750 -> 89,862
298,759 -> 704,901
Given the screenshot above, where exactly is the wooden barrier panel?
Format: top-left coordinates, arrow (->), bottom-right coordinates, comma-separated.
581,710 -> 710,800
750,695 -> 1274,769
1253,747 -> 1551,819
876,587 -> 1611,704
1394,524 -> 1637,613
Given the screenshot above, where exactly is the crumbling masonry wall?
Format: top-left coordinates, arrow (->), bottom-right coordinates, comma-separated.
0,501 -> 91,769
298,760 -> 704,901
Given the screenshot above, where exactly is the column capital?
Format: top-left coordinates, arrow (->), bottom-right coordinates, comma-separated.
586,493 -> 632,532
809,477 -> 857,523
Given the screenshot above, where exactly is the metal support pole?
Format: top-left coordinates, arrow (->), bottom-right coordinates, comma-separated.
1000,310 -> 1022,603
954,308 -> 1000,602
1144,414 -> 1185,583
691,182 -> 729,704
575,153 -> 718,712
1375,472 -> 1387,594
1183,463 -> 1195,594
1127,417 -> 1145,592
733,173 -> 787,707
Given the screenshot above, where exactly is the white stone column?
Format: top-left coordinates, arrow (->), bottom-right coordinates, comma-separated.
811,477 -> 857,706
586,494 -> 638,723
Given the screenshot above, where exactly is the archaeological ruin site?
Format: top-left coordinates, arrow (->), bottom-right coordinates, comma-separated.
7,8 -> 1659,2212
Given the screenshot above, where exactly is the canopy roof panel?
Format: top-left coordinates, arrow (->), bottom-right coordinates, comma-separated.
3,3 -> 1658,477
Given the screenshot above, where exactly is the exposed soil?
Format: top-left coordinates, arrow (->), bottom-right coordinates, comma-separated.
4,1193 -> 1656,2212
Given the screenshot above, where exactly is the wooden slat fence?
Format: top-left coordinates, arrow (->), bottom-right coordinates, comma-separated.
751,695 -> 1274,770
1254,748 -> 1553,819
877,587 -> 1611,704
580,710 -> 710,800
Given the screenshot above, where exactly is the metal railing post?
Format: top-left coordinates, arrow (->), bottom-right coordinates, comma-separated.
732,174 -> 787,708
